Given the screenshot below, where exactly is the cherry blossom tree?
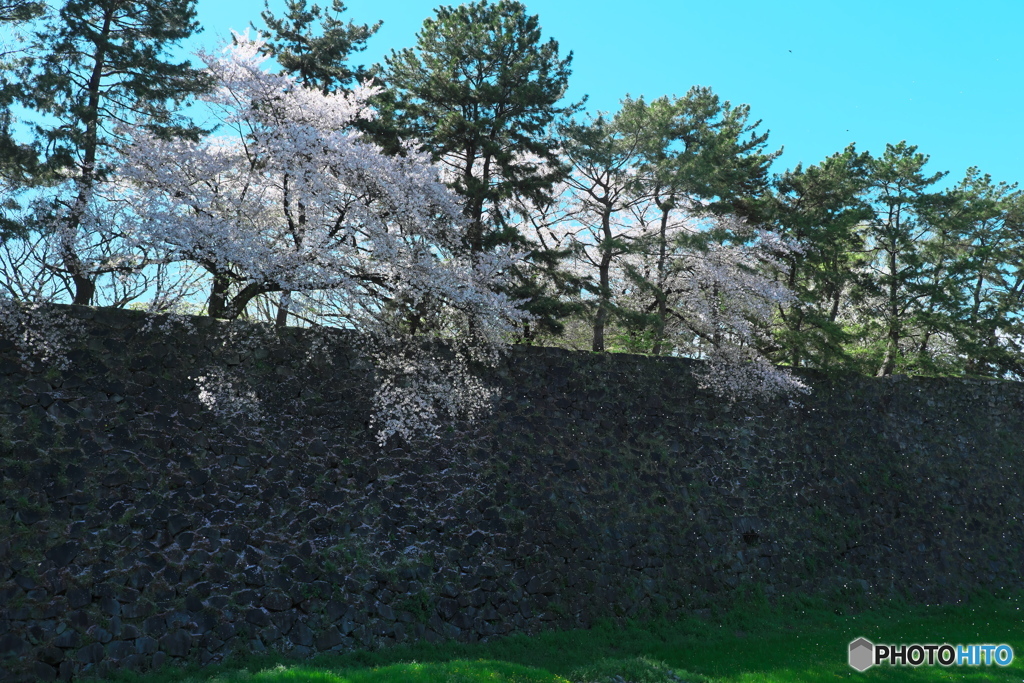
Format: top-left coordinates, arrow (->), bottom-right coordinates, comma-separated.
121,35 -> 529,442
621,210 -> 808,398
545,96 -> 804,399
547,157 -> 806,398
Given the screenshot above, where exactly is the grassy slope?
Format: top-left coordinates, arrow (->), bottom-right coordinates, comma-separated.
90,592 -> 1024,683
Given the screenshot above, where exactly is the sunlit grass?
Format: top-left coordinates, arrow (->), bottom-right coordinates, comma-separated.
92,591 -> 1024,683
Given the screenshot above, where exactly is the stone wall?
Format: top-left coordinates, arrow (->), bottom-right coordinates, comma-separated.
2,304 -> 1024,682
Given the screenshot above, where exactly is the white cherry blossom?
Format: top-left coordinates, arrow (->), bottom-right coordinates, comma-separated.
120,35 -> 530,442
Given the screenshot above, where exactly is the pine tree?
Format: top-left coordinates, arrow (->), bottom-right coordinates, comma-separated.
765,145 -> 872,370
255,0 -> 380,94
613,88 -> 779,354
924,169 -> 1024,377
381,0 -> 580,334
13,0 -> 208,304
383,0 -> 576,248
860,142 -> 946,376
0,0 -> 45,241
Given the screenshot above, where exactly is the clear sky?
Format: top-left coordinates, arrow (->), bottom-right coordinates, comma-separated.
190,0 -> 1024,189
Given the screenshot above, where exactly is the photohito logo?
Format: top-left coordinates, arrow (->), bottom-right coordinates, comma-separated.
849,638 -> 1014,671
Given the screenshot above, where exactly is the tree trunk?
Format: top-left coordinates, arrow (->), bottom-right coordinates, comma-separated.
878,328 -> 898,377
71,272 -> 96,306
276,291 -> 291,327
592,256 -> 609,353
828,287 -> 842,322
592,208 -> 614,352
461,145 -> 490,257
651,205 -> 670,356
61,8 -> 115,306
790,308 -> 804,368
520,320 -> 533,345
877,250 -> 900,376
208,271 -> 231,318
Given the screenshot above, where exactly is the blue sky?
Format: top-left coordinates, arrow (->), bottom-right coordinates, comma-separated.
191,0 -> 1024,188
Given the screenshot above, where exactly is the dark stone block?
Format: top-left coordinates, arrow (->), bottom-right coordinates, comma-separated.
245,609 -> 270,627
32,661 -> 57,681
75,642 -> 105,664
44,542 -> 80,568
233,589 -> 260,606
167,515 -> 191,536
121,601 -> 153,619
192,582 -> 214,599
524,577 -> 556,595
291,622 -> 313,647
121,654 -> 146,671
105,640 -> 134,660
38,646 -> 64,665
242,567 -> 266,587
128,568 -> 154,591
314,627 -> 343,650
271,610 -> 298,634
99,596 -> 120,617
262,592 -> 292,612
142,615 -> 166,636
436,598 -> 458,621
158,629 -> 192,658
451,610 -> 475,631
0,633 -> 28,656
85,626 -> 112,644
52,631 -> 79,649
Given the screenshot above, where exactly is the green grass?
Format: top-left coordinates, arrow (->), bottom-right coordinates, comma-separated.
188,661 -> 569,683
91,591 -> 1024,683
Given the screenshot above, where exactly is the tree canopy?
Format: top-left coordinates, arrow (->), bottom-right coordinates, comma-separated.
7,0 -> 209,305
4,0 -> 1024,432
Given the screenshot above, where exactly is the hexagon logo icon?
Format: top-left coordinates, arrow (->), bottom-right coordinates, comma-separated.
849,637 -> 874,672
